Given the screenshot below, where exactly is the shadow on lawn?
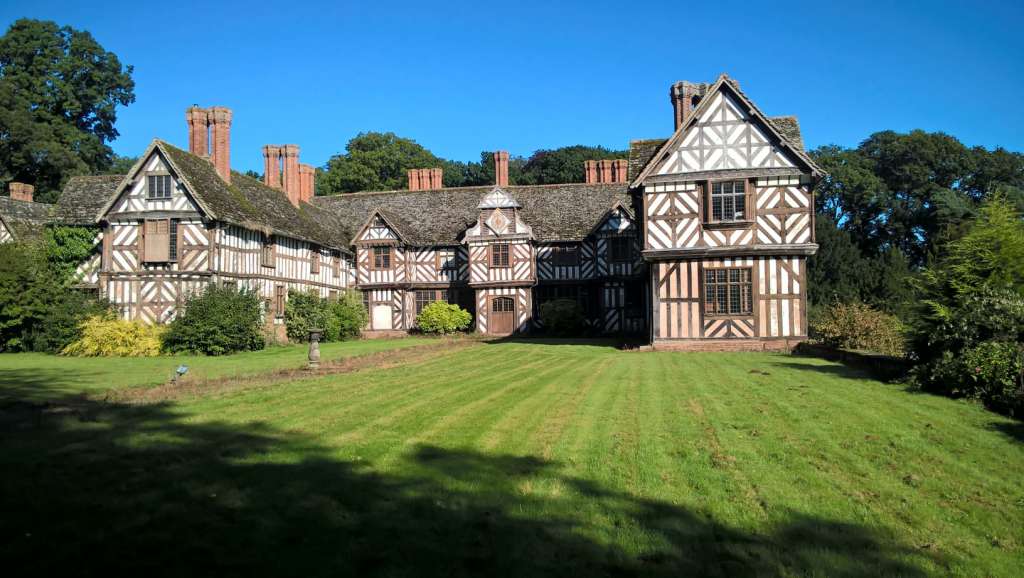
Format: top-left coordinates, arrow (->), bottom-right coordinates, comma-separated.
0,377 -> 941,577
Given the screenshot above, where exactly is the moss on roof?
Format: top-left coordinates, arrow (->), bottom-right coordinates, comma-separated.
55,175 -> 124,225
628,139 -> 667,185
768,116 -> 805,151
311,183 -> 633,245
0,196 -> 53,240
156,141 -> 349,252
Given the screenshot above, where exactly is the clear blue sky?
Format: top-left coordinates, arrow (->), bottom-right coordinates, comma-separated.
2,0 -> 1022,173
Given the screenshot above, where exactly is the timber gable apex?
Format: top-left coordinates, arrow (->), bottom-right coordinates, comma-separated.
630,74 -> 823,188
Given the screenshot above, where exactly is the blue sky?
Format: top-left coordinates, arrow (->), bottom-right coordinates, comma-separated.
2,0 -> 1022,172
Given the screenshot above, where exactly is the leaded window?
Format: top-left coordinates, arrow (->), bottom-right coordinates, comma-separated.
372,246 -> 392,270
709,180 -> 746,222
147,175 -> 173,199
491,244 -> 510,268
704,268 -> 753,316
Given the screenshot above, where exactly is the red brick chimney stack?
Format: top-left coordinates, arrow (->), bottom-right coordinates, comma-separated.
670,81 -> 705,131
299,164 -> 315,203
583,159 -> 629,184
8,182 -> 34,202
185,106 -> 210,158
282,145 -> 301,205
262,145 -> 282,189
494,151 -> 509,187
208,106 -> 233,184
407,168 -> 444,190
613,159 -> 628,183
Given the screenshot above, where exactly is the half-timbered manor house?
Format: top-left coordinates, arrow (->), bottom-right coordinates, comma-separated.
1,73 -> 819,349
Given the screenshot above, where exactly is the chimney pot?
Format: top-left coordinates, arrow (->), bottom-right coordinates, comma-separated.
282,144 -> 301,206
584,160 -> 597,183
613,159 -> 628,183
185,106 -> 210,158
670,81 -> 706,131
263,145 -> 282,189
207,106 -> 232,183
430,167 -> 443,189
493,151 -> 509,187
8,182 -> 34,203
598,160 -> 613,183
407,168 -> 421,191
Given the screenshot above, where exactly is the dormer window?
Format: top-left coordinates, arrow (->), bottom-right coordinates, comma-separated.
707,180 -> 747,223
147,174 -> 173,199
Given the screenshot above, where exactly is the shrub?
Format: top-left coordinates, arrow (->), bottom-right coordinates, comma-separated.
416,301 -> 472,335
810,302 -> 906,356
163,285 -> 264,355
284,289 -> 331,342
919,341 -> 1024,417
63,314 -> 165,357
0,240 -> 109,353
30,292 -> 111,353
286,289 -> 369,342
330,290 -> 369,341
539,299 -> 586,337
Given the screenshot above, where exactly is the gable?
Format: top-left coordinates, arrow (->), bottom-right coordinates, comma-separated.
597,206 -> 634,233
655,91 -> 798,176
356,213 -> 399,242
0,218 -> 11,243
107,150 -> 202,216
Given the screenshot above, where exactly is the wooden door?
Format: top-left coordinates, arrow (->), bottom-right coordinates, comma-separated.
490,296 -> 515,335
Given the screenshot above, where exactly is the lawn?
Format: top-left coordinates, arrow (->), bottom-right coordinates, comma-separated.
0,336 -> 431,402
1,340 -> 1022,576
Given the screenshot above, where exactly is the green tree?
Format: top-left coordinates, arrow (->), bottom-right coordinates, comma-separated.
102,154 -> 138,175
0,19 -> 135,202
318,132 -> 446,194
517,145 -> 627,185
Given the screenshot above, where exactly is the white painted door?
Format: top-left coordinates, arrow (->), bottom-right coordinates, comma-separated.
372,304 -> 392,330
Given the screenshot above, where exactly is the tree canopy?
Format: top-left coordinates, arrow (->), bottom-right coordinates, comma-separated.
316,132 -> 627,195
0,19 -> 135,203
808,130 -> 1024,315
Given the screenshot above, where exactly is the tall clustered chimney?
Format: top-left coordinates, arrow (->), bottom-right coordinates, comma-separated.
8,182 -> 34,202
282,145 -> 301,205
299,164 -> 315,203
186,106 -> 209,157
582,159 -> 629,183
670,81 -> 706,131
613,159 -> 628,183
262,145 -> 282,189
407,168 -> 444,191
494,151 -> 509,187
208,107 -> 233,183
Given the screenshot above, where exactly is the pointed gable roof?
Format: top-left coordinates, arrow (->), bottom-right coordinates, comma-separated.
96,139 -> 350,252
589,200 -> 635,235
351,207 -> 409,245
630,74 -> 822,187
477,187 -> 520,209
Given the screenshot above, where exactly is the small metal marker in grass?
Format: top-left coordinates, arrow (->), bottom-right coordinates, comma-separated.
307,328 -> 323,370
172,365 -> 189,384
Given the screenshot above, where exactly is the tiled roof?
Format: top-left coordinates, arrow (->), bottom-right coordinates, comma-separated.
0,195 -> 52,240
154,140 -> 350,252
312,183 -> 633,245
55,175 -> 124,224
